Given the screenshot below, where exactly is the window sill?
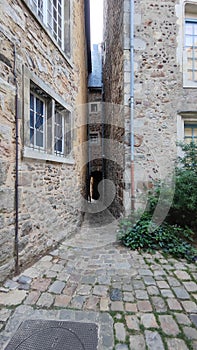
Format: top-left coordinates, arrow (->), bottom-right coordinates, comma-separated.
23,147 -> 75,165
183,80 -> 197,88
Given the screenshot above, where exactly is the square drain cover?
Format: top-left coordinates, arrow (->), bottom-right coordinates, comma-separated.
5,320 -> 98,350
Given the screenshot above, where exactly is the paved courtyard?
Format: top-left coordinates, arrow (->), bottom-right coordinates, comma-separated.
0,208 -> 197,349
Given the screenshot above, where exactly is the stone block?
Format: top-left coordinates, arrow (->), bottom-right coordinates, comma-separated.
0,189 -> 14,211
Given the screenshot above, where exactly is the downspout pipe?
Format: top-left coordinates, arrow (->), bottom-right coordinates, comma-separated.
14,44 -> 19,275
130,0 -> 135,211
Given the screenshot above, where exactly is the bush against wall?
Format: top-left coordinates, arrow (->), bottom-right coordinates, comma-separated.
118,142 -> 197,262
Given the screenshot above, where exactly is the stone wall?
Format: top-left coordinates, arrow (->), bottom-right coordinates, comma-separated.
103,0 -> 125,217
103,0 -> 197,215
0,0 -> 89,282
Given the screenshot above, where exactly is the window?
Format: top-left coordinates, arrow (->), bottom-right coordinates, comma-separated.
30,0 -> 44,20
184,3 -> 197,85
89,132 -> 99,144
90,103 -> 98,113
89,103 -> 101,114
30,92 -> 45,149
23,75 -> 72,163
54,110 -> 64,155
28,0 -> 70,54
47,0 -> 63,47
184,123 -> 197,143
185,20 -> 197,82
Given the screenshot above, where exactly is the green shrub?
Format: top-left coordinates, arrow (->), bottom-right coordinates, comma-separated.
118,212 -> 197,262
168,142 -> 197,231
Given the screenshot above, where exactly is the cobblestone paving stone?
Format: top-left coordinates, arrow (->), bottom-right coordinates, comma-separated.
0,208 -> 197,349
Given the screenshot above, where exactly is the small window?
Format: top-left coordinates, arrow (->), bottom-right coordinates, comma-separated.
25,81 -> 72,161
89,103 -> 99,114
89,132 -> 99,144
184,123 -> 197,143
185,20 -> 197,82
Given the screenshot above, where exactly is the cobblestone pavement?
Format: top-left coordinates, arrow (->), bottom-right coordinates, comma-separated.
0,208 -> 197,349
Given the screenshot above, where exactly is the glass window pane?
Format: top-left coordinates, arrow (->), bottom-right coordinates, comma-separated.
187,59 -> 193,70
30,94 -> 34,110
30,128 -> 34,144
194,71 -> 197,81
36,98 -> 43,115
186,36 -> 193,47
193,127 -> 197,136
188,70 -> 193,80
30,110 -> 34,127
36,131 -> 43,147
35,115 -> 44,129
185,137 -> 192,144
185,127 -> 192,137
187,48 -> 193,58
186,23 -> 193,35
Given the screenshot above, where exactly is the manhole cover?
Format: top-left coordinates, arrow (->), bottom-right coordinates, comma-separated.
5,320 -> 98,350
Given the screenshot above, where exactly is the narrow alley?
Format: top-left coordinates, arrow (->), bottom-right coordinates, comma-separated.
0,211 -> 197,350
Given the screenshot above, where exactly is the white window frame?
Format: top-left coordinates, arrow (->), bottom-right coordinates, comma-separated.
177,112 -> 197,156
29,0 -> 64,51
54,109 -> 65,156
184,122 -> 197,143
185,19 -> 197,83
89,103 -> 100,114
23,68 -> 74,164
183,2 -> 197,87
30,91 -> 46,151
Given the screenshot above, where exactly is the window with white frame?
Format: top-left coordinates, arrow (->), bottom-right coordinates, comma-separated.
185,20 -> 197,82
184,4 -> 197,85
184,123 -> 197,143
30,92 -> 45,149
54,110 -> 64,155
28,0 -> 70,54
24,78 -> 72,163
177,113 -> 197,146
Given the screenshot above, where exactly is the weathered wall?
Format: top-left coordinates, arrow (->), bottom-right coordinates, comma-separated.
0,0 -> 88,282
103,0 -> 197,215
103,0 -> 125,217
132,0 -> 180,210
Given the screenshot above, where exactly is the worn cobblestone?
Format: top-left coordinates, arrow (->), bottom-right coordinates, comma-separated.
159,315 -> 180,336
0,211 -> 197,350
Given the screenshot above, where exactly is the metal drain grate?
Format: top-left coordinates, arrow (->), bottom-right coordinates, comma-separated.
5,320 -> 98,350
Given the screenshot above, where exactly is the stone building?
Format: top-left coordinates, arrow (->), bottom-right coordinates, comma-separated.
0,0 -> 91,281
88,43 -> 103,200
103,0 -> 197,216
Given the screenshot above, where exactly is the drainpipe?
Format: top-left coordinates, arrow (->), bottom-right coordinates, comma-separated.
130,0 -> 135,211
13,44 -> 19,275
